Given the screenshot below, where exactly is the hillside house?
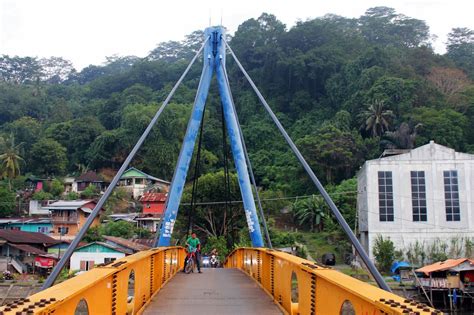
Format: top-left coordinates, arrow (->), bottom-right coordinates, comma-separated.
72,171 -> 109,193
29,200 -> 55,216
0,230 -> 58,273
107,213 -> 161,233
46,200 -> 104,240
0,218 -> 52,234
357,141 -> 474,259
70,242 -> 127,272
119,168 -> 170,199
140,192 -> 167,214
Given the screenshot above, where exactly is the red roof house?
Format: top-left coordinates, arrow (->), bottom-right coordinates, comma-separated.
140,192 -> 167,214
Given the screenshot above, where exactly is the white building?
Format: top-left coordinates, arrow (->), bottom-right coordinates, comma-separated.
29,200 -> 53,216
70,242 -> 127,272
358,141 -> 474,259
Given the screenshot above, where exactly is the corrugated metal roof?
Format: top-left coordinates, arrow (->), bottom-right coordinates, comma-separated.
121,167 -> 170,184
103,235 -> 150,252
140,192 -> 167,202
416,258 -> 474,275
0,230 -> 58,245
0,218 -> 51,224
8,243 -> 47,255
75,242 -> 130,254
47,200 -> 92,208
76,171 -> 107,183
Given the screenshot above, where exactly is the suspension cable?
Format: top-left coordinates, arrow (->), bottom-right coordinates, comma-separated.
42,37 -> 209,290
224,39 -> 390,292
188,104 -> 206,233
221,105 -> 233,238
219,60 -> 272,248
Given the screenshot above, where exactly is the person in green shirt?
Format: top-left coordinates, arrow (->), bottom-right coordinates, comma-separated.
184,232 -> 202,273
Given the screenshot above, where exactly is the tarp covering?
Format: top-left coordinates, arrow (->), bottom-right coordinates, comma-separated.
391,261 -> 411,274
34,256 -> 56,268
416,258 -> 474,275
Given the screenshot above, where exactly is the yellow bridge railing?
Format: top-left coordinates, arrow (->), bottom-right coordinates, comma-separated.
0,247 -> 440,315
225,248 -> 440,315
0,247 -> 185,315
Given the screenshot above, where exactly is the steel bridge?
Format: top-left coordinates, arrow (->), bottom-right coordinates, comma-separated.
0,27 -> 440,314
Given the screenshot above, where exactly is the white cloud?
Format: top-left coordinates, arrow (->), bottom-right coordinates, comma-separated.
1,0 -> 473,69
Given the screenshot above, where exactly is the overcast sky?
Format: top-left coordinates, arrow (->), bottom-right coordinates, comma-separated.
1,0 -> 473,70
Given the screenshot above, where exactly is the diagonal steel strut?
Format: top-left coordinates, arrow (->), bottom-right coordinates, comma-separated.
41,38 -> 209,290
224,39 -> 391,292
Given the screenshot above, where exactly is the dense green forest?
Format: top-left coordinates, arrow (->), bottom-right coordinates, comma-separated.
1,7 -> 473,248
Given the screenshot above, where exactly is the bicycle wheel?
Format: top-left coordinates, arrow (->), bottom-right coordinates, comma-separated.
185,258 -> 194,274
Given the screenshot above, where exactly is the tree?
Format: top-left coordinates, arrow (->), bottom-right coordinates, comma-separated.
292,195 -> 327,232
427,67 -> 470,97
83,226 -> 104,242
49,179 -> 64,198
181,171 -> 244,239
0,185 -> 15,216
0,136 -> 24,189
409,107 -> 468,150
67,117 -> 105,166
328,178 -> 358,230
373,235 -> 396,273
30,138 -> 67,175
101,221 -> 135,239
32,190 -> 54,201
359,100 -> 394,137
359,7 -> 430,48
81,184 -> 99,199
2,117 -> 42,151
382,122 -> 420,149
446,27 -> 474,78
297,125 -> 363,183
0,55 -> 41,84
38,57 -> 76,83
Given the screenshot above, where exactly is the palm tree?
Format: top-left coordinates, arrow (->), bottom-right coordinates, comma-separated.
383,122 -> 422,149
293,195 -> 327,232
359,100 -> 394,137
0,136 -> 24,190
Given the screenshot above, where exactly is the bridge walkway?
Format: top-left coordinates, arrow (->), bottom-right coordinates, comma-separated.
143,268 -> 282,315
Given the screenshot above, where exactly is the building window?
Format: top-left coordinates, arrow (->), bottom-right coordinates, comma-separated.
378,171 -> 394,222
146,202 -> 151,208
37,226 -> 50,233
411,171 -> 427,222
58,227 -> 69,235
444,170 -> 460,221
80,260 -> 95,271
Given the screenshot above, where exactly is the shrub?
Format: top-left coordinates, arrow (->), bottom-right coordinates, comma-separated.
373,235 -> 396,273
32,190 -> 54,201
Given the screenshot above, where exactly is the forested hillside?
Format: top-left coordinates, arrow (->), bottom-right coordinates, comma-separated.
1,7 -> 473,214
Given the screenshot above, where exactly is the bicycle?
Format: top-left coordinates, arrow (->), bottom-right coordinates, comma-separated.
185,247 -> 198,274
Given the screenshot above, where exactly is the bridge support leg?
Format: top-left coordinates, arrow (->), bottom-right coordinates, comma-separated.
157,27 -> 265,247
156,32 -> 214,247
216,51 -> 264,247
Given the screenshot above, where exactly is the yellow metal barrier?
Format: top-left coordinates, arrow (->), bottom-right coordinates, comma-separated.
0,246 -> 185,315
225,248 -> 441,315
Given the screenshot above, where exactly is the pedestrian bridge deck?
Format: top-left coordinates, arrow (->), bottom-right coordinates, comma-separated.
0,247 -> 439,315
143,268 -> 282,314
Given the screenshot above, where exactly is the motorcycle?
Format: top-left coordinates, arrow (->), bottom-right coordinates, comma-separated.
210,254 -> 219,268
3,270 -> 13,280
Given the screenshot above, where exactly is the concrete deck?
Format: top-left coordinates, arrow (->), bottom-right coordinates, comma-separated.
143,268 -> 282,315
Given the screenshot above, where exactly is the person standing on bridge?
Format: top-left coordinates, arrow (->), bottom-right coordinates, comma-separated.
184,232 -> 202,273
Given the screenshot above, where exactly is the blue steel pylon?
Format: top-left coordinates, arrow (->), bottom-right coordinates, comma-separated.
156,27 -> 264,247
